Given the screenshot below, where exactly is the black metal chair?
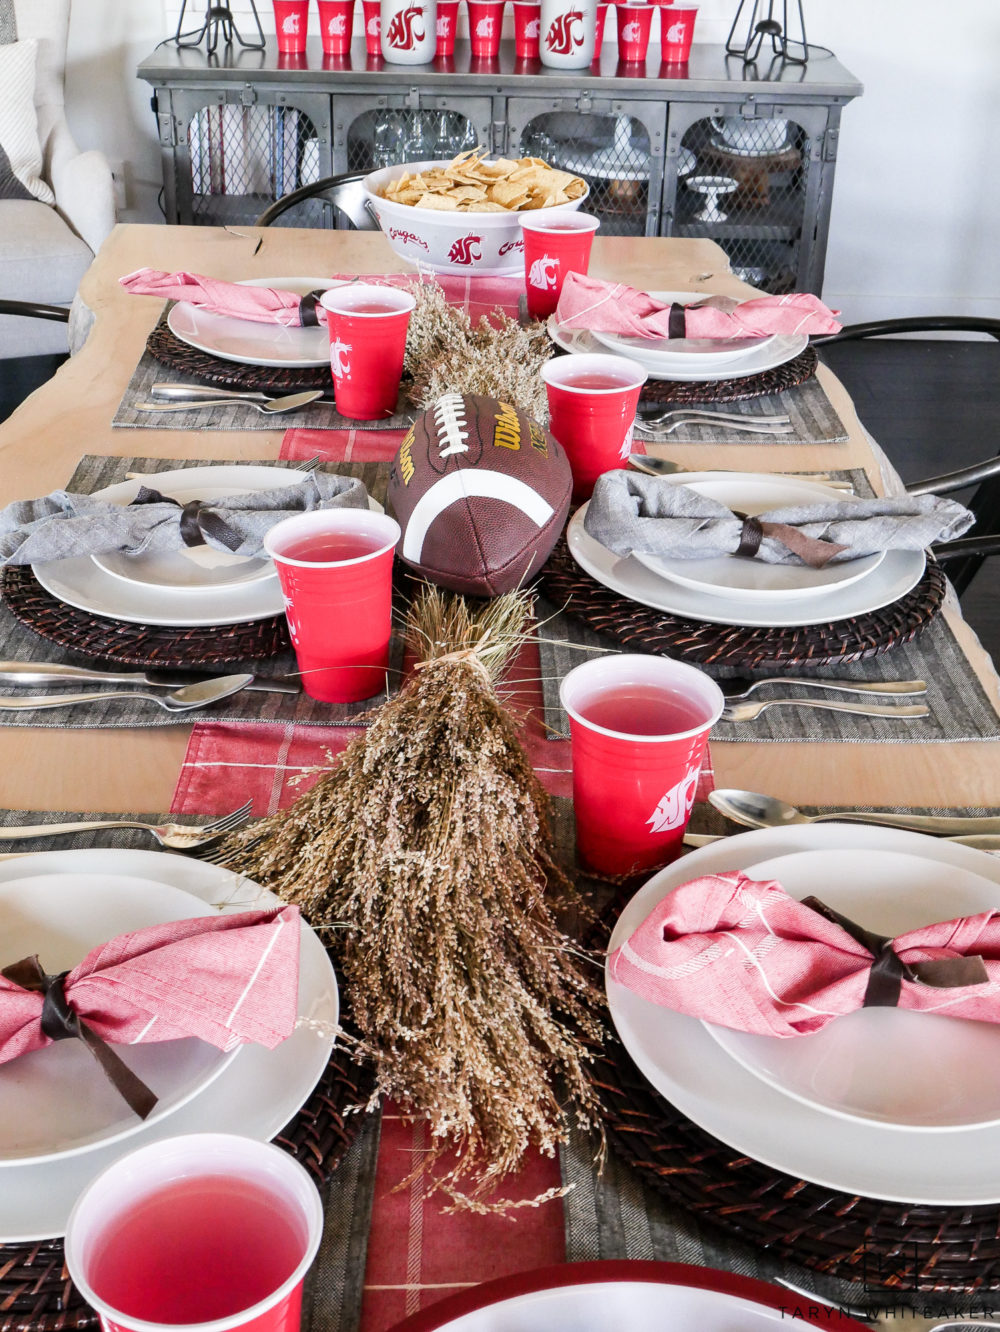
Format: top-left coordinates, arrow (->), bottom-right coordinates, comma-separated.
816,317 -> 1000,597
253,173 -> 376,230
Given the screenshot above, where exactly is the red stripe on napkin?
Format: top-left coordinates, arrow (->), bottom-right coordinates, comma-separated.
280,427 -> 402,464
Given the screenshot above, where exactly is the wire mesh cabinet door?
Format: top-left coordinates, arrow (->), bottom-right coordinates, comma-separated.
334,93 -> 494,177
161,86 -> 333,225
504,96 -> 666,238
662,99 -> 842,295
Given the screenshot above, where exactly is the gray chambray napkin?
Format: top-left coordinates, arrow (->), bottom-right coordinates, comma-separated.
584,470 -> 974,566
0,472 -> 368,566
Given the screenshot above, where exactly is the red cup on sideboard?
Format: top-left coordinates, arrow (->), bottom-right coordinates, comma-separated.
320,283 -> 416,420
273,0 -> 309,52
616,0 -> 653,62
661,3 -> 697,60
265,508 -> 400,703
592,2 -> 609,60
65,1134 -> 324,1332
560,655 -> 724,876
435,0 -> 459,54
361,0 -> 382,53
467,0 -> 505,57
519,211 -> 600,320
318,0 -> 355,53
541,352 -> 647,501
512,1 -> 541,58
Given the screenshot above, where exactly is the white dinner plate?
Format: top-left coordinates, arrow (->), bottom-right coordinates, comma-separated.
628,474 -> 886,601
0,848 -> 337,1241
167,276 -> 341,368
0,873 -> 239,1165
588,290 -> 775,368
548,312 -> 807,383
606,824 -> 1000,1204
704,848 -> 1000,1131
568,498 -> 926,628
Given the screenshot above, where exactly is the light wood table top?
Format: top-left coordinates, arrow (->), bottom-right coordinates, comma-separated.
1,224 -> 997,813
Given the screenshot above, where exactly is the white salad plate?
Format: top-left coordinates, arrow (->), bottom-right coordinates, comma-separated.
167,276 -> 341,368
568,496 -> 925,629
628,473 -> 885,601
606,824 -> 1000,1204
588,290 -> 775,368
703,848 -> 1000,1131
0,872 -> 239,1166
0,848 -> 337,1241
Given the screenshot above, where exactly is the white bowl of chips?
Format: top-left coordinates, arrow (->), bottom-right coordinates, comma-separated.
364,151 -> 589,276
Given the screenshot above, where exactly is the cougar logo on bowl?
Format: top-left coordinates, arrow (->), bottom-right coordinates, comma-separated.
388,225 -> 429,251
330,336 -> 352,379
498,237 -> 524,256
386,2 -> 425,46
528,254 -> 558,290
545,8 -> 584,53
447,235 -> 482,265
281,12 -> 301,32
646,770 -> 699,834
621,18 -> 642,41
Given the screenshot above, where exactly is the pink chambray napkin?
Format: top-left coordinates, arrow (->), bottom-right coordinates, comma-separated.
554,272 -> 841,341
608,872 -> 998,1037
120,268 -> 325,327
0,904 -> 302,1116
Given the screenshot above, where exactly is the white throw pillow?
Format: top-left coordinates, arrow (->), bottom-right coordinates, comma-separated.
0,39 -> 55,205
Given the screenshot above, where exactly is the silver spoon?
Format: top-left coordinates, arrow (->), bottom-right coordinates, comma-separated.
0,674 -> 253,713
627,455 -> 854,490
709,788 -> 1000,837
136,390 -> 323,416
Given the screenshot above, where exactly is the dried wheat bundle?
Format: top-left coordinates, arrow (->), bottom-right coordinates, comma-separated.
216,587 -> 603,1207
402,279 -> 553,420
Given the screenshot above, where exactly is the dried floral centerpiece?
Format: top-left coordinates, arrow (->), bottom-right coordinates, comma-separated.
216,587 -> 603,1208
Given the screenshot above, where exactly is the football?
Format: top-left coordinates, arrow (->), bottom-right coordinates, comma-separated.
387,392 -> 573,596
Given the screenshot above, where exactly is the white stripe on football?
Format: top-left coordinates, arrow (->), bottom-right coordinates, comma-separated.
401,471 -> 556,564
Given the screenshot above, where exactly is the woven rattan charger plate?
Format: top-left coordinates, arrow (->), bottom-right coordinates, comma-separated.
146,316 -> 332,395
0,1030 -> 376,1332
539,538 -> 947,669
631,346 -> 818,406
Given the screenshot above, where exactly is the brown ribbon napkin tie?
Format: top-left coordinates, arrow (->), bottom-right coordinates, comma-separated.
130,486 -> 243,552
732,512 -> 849,567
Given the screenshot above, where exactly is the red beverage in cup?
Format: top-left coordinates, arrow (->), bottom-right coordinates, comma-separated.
265,508 -> 401,703
592,2 -> 609,60
65,1135 -> 323,1332
467,0 -> 505,57
436,0 -> 459,54
273,0 -> 309,52
541,352 -> 647,500
616,0 -> 653,62
318,0 -> 355,54
361,0 -> 382,52
661,3 -> 697,60
320,283 -> 415,421
560,655 -> 724,876
519,211 -> 600,320
513,1 -> 541,58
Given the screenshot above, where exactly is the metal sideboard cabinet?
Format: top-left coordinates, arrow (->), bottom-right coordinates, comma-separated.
138,43 -> 861,295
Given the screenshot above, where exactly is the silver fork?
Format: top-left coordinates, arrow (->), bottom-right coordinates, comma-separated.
641,408 -> 791,426
0,800 -> 253,850
722,699 -> 930,723
635,418 -> 794,437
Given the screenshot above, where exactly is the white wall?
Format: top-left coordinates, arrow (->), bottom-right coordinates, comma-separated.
63,0 -> 1000,321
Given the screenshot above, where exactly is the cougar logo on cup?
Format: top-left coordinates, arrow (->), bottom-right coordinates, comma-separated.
367,14 -> 380,34
388,225 -> 429,251
618,421 -> 635,460
282,12 -> 301,32
436,11 -> 452,33
475,14 -> 495,36
386,2 -> 425,47
328,13 -> 347,33
498,236 -> 524,256
528,254 -> 558,290
665,18 -> 687,42
447,234 -> 482,265
646,770 -> 699,834
330,337 -> 352,378
621,18 -> 642,41
545,8 -> 585,52
526,15 -> 540,36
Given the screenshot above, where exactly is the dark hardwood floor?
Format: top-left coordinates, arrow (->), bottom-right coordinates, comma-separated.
1,339 -> 997,663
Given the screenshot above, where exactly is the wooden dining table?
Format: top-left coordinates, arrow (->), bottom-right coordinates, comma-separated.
1,222 -> 997,817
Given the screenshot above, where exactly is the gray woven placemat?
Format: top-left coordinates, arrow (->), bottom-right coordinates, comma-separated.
636,374 -> 849,445
113,339 -> 417,433
0,455 -> 402,730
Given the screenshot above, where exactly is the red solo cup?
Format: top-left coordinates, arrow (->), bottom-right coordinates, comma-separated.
615,0 -> 652,61
512,1 -> 541,58
467,0 -> 505,57
661,3 -> 697,60
541,352 -> 647,501
361,0 -> 382,52
519,211 -> 600,321
592,2 -> 609,59
272,0 -> 309,52
561,655 -> 724,876
264,508 -> 400,703
65,1134 -> 324,1332
318,0 -> 354,53
435,0 -> 459,54
320,283 -> 415,421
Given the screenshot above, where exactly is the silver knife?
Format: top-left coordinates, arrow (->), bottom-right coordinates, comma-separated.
0,662 -> 300,695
